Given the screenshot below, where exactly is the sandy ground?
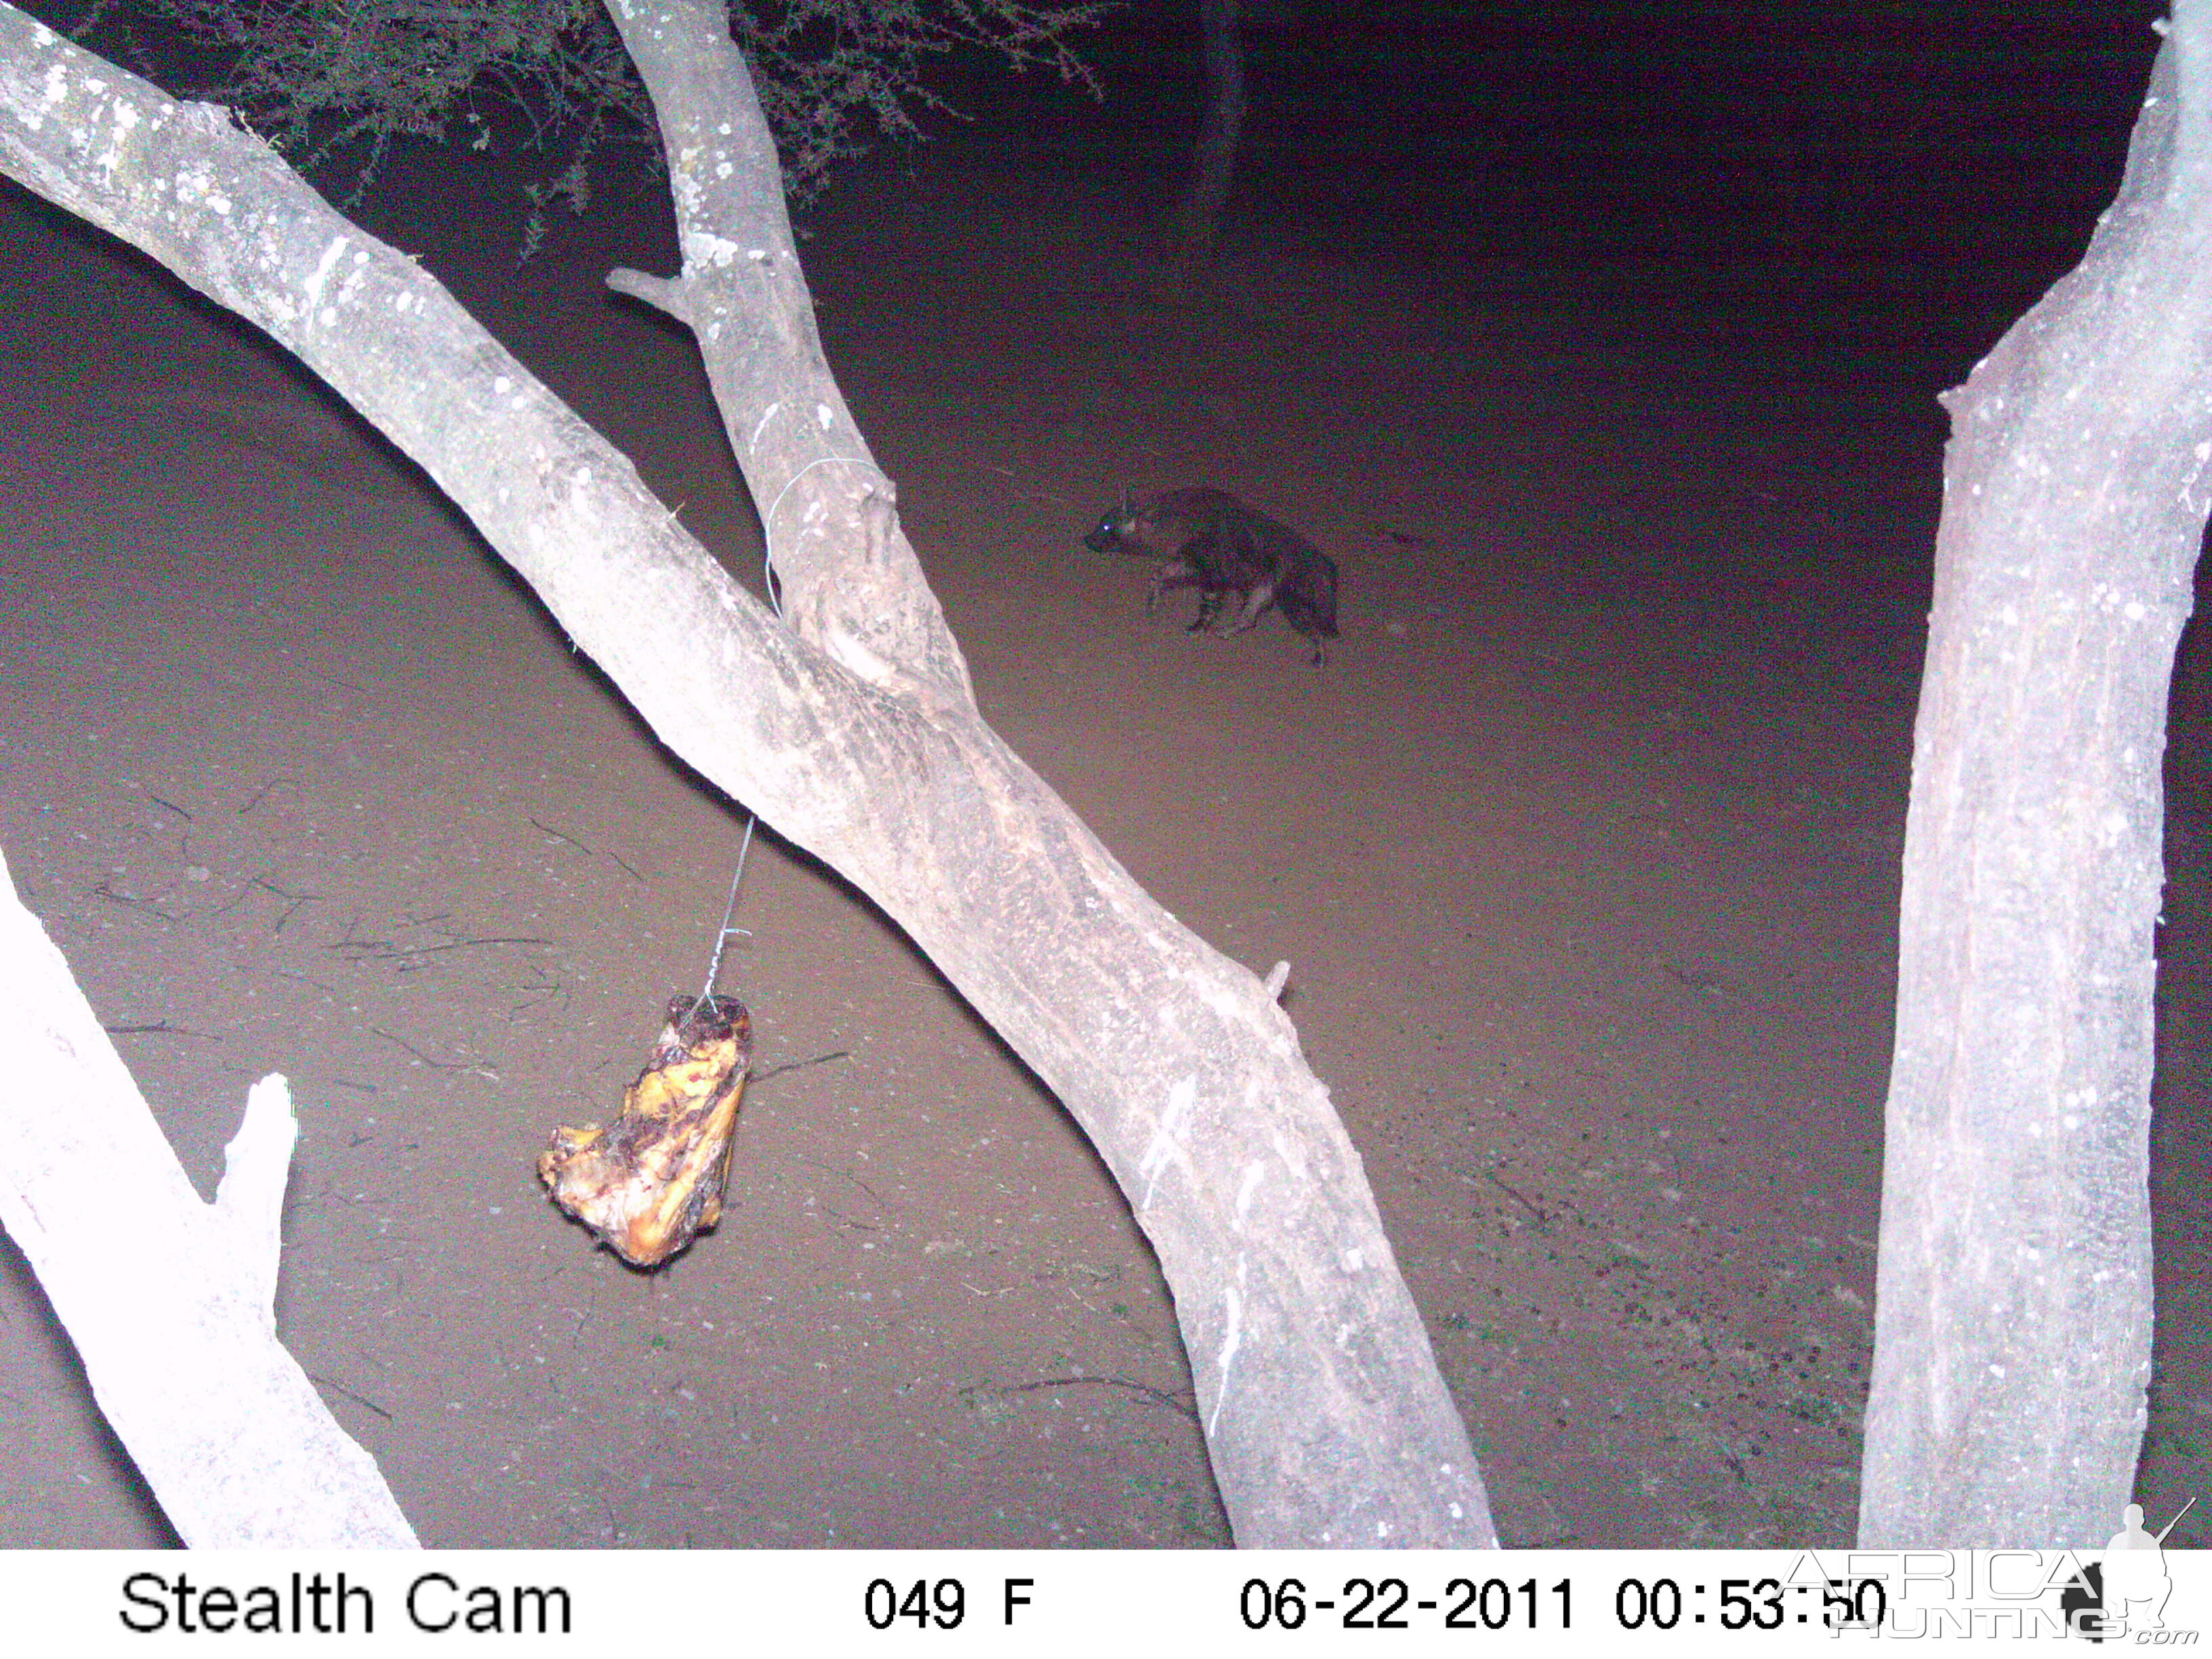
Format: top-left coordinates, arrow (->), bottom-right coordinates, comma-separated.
0,87 -> 2206,1549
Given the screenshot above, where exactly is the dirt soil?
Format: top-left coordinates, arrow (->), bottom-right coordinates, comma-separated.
1,104 -> 2206,1550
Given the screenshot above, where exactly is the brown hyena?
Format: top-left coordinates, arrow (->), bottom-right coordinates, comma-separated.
1084,487 -> 1340,665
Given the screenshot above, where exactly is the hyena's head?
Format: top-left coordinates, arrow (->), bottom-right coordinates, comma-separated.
1082,489 -> 1141,555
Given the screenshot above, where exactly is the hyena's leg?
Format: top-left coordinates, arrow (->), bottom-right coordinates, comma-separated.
1221,581 -> 1277,636
1190,588 -> 1225,633
1148,559 -> 1200,617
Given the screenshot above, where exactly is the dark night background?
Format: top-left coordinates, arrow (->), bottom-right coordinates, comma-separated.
0,0 -> 2204,1549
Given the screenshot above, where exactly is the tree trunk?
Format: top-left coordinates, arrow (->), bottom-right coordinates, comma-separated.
0,0 -> 1496,1547
0,848 -> 417,1547
1859,11 -> 2212,1547
1160,0 -> 1247,299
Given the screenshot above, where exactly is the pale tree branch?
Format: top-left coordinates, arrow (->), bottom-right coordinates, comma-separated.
0,0 -> 1496,1545
0,846 -> 417,1547
602,0 -> 974,699
1859,8 -> 2212,1546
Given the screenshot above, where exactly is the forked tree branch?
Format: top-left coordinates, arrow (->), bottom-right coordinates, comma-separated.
0,0 -> 1496,1545
0,848 -> 417,1547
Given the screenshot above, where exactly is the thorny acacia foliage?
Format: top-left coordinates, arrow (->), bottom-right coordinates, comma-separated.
71,0 -> 1107,228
